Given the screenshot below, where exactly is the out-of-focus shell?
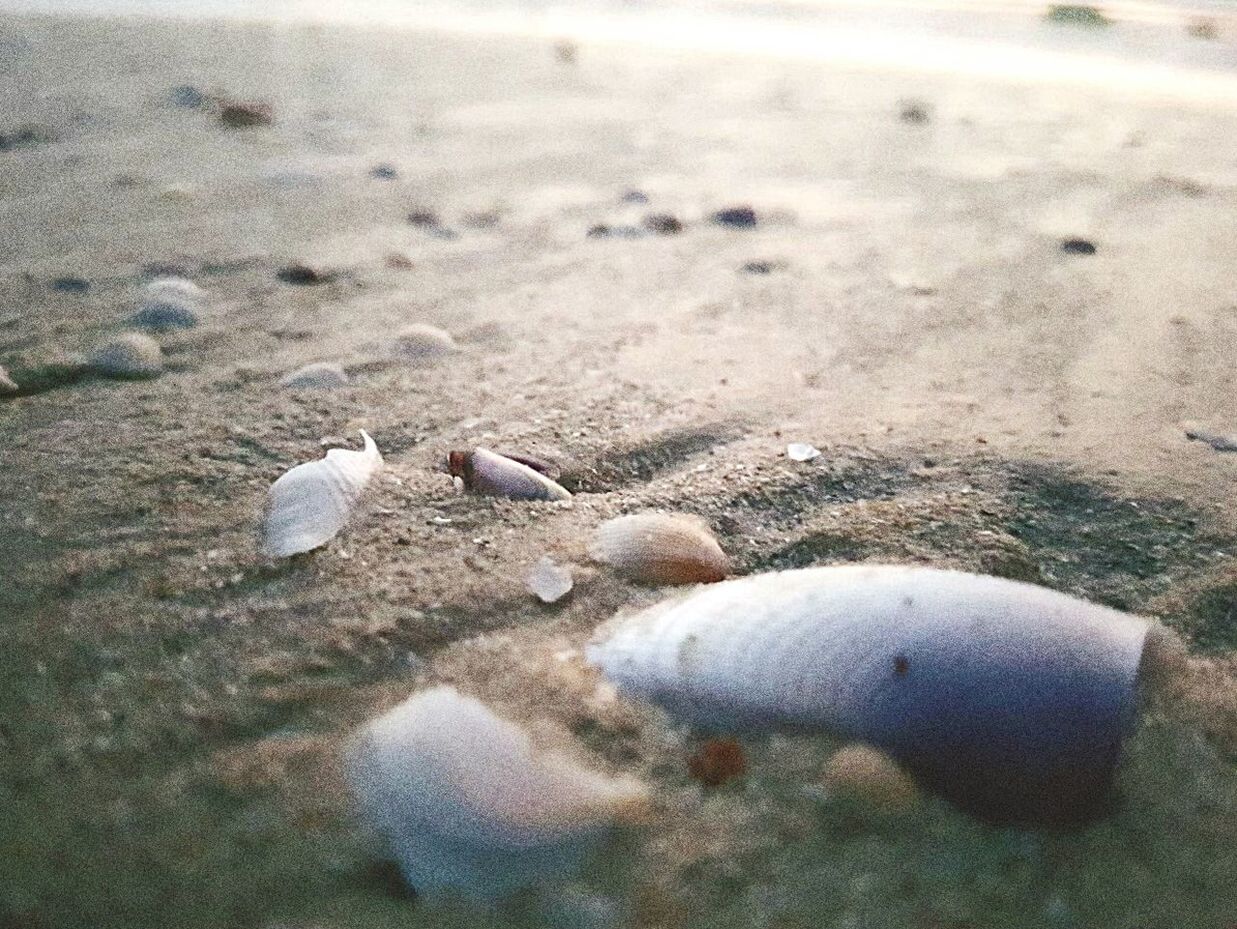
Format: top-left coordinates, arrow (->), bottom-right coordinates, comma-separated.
587,565 -> 1156,822
393,323 -> 458,359
590,513 -> 729,585
820,744 -> 920,811
279,362 -> 349,389
449,447 -> 571,501
132,277 -> 202,330
261,430 -> 383,557
345,686 -> 650,901
90,332 -> 163,379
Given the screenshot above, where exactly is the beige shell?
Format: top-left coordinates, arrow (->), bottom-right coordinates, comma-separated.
345,686 -> 649,900
590,513 -> 729,585
392,323 -> 458,359
90,332 -> 163,379
821,744 -> 920,811
0,365 -> 17,393
449,447 -> 572,501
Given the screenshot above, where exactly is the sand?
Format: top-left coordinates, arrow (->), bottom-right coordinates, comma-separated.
1,7 -> 1235,929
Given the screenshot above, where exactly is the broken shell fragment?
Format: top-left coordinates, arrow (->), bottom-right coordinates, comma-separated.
345,686 -> 650,901
261,430 -> 383,557
279,361 -> 349,389
590,513 -> 729,586
131,276 -> 202,330
528,557 -> 574,604
587,565 -> 1157,822
821,744 -> 920,811
449,447 -> 572,501
0,365 -> 17,393
393,323 -> 458,359
90,332 -> 163,379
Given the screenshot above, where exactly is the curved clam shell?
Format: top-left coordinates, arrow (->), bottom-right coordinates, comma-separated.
587,565 -> 1154,822
90,332 -> 163,379
131,276 -> 202,330
261,430 -> 383,557
451,447 -> 571,501
345,686 -> 649,901
392,323 -> 457,359
591,513 -> 729,585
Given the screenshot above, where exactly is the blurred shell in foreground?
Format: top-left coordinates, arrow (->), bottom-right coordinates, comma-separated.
588,565 -> 1157,822
591,513 -> 729,585
345,686 -> 650,901
449,447 -> 571,501
279,362 -> 349,390
132,276 -> 202,330
90,332 -> 163,379
261,430 -> 383,557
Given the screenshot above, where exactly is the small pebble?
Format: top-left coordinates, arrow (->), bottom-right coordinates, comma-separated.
90,332 -> 163,379
1061,238 -> 1097,255
407,209 -> 441,228
899,99 -> 931,124
51,276 -> 90,294
554,40 -> 578,64
787,442 -> 821,462
643,213 -> 683,235
279,362 -> 349,389
168,85 -> 207,108
1185,427 -> 1237,452
687,738 -> 747,787
132,276 -> 202,330
527,557 -> 574,604
0,124 -> 54,151
712,205 -> 758,228
369,163 -> 399,180
218,101 -> 273,128
741,260 -> 782,274
276,263 -> 331,285
384,253 -> 414,270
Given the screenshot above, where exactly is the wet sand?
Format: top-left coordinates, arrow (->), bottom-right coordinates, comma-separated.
1,8 -> 1235,929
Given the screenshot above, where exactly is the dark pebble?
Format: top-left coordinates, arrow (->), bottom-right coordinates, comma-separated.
461,211 -> 500,229
587,224 -> 612,238
169,85 -> 207,109
407,209 -> 441,228
0,124 -> 54,152
712,205 -> 758,228
643,213 -> 683,235
132,303 -> 198,331
277,263 -> 331,285
370,163 -> 399,180
218,102 -> 273,128
899,100 -> 931,124
587,224 -> 644,239
50,276 -> 90,294
1061,238 -> 1097,255
621,189 -> 650,204
740,260 -> 782,274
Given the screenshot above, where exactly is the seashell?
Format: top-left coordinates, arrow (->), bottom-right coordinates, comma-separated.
587,565 -> 1158,822
132,276 -> 202,330
1185,426 -> 1237,453
279,362 -> 349,390
90,332 -> 163,379
261,430 -> 383,557
786,442 -> 820,462
528,556 -> 574,604
345,686 -> 650,901
393,323 -> 458,359
449,447 -> 571,501
0,365 -> 17,393
590,513 -> 729,586
820,744 -> 920,811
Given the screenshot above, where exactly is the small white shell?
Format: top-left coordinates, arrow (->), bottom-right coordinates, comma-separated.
279,361 -> 349,389
90,332 -> 163,378
451,447 -> 572,501
132,276 -> 203,330
786,442 -> 820,462
261,430 -> 383,557
588,565 -> 1153,822
591,513 -> 729,585
345,686 -> 649,901
0,364 -> 17,393
392,323 -> 458,359
528,557 -> 574,603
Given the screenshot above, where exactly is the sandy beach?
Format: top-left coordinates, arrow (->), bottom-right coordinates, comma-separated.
1,4 -> 1236,927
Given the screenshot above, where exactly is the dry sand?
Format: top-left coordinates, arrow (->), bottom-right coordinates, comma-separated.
1,8 -> 1235,929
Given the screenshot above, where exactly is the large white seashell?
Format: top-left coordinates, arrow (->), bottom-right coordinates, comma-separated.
132,276 -> 203,330
587,565 -> 1155,822
450,447 -> 572,501
591,513 -> 729,585
261,430 -> 383,557
345,686 -> 650,901
90,332 -> 163,378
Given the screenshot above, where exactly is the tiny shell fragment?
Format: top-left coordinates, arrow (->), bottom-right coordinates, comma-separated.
590,513 -> 729,585
528,557 -> 574,604
786,442 -> 820,462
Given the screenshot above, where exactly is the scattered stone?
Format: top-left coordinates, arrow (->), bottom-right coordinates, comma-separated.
787,442 -> 821,462
620,189 -> 650,204
50,276 -> 90,294
1045,5 -> 1111,27
132,276 -> 202,330
384,252 -> 414,270
643,213 -> 683,235
687,738 -> 747,787
1060,238 -> 1097,255
407,208 -> 441,228
1185,427 -> 1237,453
461,210 -> 501,229
168,84 -> 207,109
0,124 -> 54,152
711,205 -> 758,229
554,40 -> 579,64
217,101 -> 273,128
821,744 -> 920,811
527,556 -> 574,604
369,163 -> 399,180
1186,16 -> 1218,40
276,263 -> 332,285
899,99 -> 932,124
90,332 -> 163,379
279,361 -> 349,389
741,260 -> 783,274
393,323 -> 458,359
587,224 -> 643,239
